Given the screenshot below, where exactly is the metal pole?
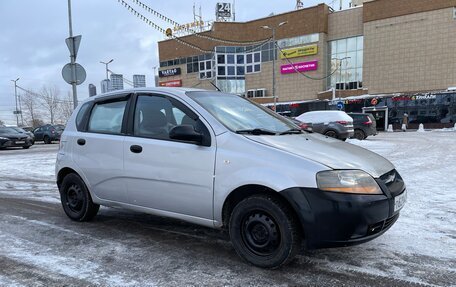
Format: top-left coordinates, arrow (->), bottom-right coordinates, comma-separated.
18,94 -> 24,126
339,60 -> 342,99
13,80 -> 19,126
106,63 -> 109,80
68,0 -> 78,109
272,27 -> 276,111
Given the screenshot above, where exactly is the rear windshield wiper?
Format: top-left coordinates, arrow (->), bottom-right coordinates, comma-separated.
236,128 -> 277,135
279,128 -> 303,135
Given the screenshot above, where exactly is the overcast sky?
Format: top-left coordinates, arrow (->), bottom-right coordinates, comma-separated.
0,0 -> 346,124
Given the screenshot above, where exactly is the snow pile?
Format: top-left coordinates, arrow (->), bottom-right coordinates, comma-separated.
417,123 -> 425,132
296,110 -> 352,124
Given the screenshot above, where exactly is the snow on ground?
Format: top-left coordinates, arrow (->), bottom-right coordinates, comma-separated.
0,144 -> 59,203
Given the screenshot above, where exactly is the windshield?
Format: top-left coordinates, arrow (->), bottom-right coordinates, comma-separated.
187,91 -> 298,134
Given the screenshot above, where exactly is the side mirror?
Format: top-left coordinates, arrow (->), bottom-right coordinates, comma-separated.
169,125 -> 203,144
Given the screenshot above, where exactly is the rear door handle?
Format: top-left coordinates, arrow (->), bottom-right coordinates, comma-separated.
77,138 -> 86,146
130,145 -> 142,153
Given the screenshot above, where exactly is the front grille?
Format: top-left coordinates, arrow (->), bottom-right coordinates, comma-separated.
367,213 -> 400,236
379,169 -> 405,196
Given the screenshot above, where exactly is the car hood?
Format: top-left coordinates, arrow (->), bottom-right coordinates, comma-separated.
245,133 -> 394,178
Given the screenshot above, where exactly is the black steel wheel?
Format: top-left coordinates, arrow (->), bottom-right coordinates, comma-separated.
229,194 -> 301,268
354,129 -> 365,141
60,173 -> 99,221
43,136 -> 51,144
324,130 -> 338,139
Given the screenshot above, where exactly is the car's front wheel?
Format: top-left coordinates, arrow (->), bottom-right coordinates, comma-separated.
59,173 -> 99,221
43,136 -> 51,144
229,194 -> 302,268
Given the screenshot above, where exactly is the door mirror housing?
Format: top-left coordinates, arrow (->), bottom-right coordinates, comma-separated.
169,125 -> 203,144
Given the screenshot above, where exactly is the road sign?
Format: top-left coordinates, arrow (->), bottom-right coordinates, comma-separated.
62,63 -> 86,85
65,35 -> 82,59
337,101 -> 344,110
13,110 -> 22,115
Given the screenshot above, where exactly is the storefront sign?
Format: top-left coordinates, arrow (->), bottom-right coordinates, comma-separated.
280,44 -> 318,59
159,67 -> 181,78
280,60 -> 318,74
159,79 -> 182,87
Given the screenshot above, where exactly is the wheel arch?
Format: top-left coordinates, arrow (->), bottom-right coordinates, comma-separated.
221,184 -> 303,236
57,167 -> 79,189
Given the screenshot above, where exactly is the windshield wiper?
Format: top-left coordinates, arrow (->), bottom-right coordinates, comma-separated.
279,128 -> 303,135
235,128 -> 277,135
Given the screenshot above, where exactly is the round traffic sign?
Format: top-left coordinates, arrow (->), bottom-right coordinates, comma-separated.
62,63 -> 86,85
336,101 -> 344,110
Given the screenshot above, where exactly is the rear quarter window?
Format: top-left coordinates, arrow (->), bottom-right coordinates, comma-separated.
76,102 -> 92,131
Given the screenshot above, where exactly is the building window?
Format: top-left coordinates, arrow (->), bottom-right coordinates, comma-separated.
199,59 -> 214,79
246,51 -> 261,74
186,56 -> 199,74
328,36 -> 363,90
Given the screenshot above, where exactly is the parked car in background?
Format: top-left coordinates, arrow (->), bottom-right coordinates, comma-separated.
295,111 -> 354,140
34,124 -> 63,144
284,117 -> 313,132
56,88 -> 406,268
0,127 -> 33,149
347,113 -> 378,140
12,127 -> 35,145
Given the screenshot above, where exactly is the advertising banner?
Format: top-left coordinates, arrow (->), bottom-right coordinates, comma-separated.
159,67 -> 181,77
159,79 -> 182,87
280,44 -> 318,59
280,60 -> 318,74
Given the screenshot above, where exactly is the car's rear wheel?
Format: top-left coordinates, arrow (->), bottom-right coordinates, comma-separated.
43,136 -> 51,144
229,194 -> 301,268
22,145 -> 30,149
324,130 -> 338,139
354,129 -> 366,141
59,173 -> 99,221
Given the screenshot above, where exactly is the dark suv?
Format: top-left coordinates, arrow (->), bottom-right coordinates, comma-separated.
348,113 -> 378,140
34,124 -> 64,144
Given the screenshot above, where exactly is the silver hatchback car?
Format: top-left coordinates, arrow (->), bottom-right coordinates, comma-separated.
56,88 -> 406,268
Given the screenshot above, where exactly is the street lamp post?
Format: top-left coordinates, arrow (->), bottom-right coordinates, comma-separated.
100,59 -> 114,80
261,21 -> 287,112
153,66 -> 157,87
11,78 -> 19,126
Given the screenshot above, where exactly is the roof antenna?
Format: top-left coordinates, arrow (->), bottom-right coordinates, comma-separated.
210,81 -> 221,91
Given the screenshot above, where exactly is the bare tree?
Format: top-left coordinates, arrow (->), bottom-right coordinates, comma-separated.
0,119 -> 4,126
39,86 -> 60,125
21,90 -> 42,127
56,91 -> 74,125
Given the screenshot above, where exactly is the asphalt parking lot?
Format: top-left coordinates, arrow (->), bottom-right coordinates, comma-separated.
0,133 -> 455,286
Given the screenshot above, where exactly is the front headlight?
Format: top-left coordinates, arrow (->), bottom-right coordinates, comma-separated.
0,137 -> 8,140
316,170 -> 382,195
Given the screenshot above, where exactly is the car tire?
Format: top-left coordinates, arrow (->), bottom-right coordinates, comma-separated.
59,173 -> 100,222
43,136 -> 51,144
22,145 -> 30,149
229,194 -> 302,269
354,129 -> 366,141
324,130 -> 338,139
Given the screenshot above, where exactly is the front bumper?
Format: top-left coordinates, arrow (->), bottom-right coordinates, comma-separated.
281,171 -> 405,249
0,139 -> 32,148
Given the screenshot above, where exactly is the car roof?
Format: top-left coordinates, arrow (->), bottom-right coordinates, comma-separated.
88,87 -> 207,102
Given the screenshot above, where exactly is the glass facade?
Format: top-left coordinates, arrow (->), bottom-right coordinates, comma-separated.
328,36 -> 363,90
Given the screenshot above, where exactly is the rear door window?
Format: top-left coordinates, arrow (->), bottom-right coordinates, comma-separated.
88,100 -> 128,135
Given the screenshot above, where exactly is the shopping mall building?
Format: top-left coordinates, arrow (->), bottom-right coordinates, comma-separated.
158,0 -> 456,129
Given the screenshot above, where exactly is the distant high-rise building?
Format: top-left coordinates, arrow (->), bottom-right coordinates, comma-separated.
88,84 -> 97,97
101,79 -> 111,94
133,74 -> 146,88
110,74 -> 124,91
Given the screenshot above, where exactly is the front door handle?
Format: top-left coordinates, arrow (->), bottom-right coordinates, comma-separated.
130,145 -> 142,153
77,138 -> 86,146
